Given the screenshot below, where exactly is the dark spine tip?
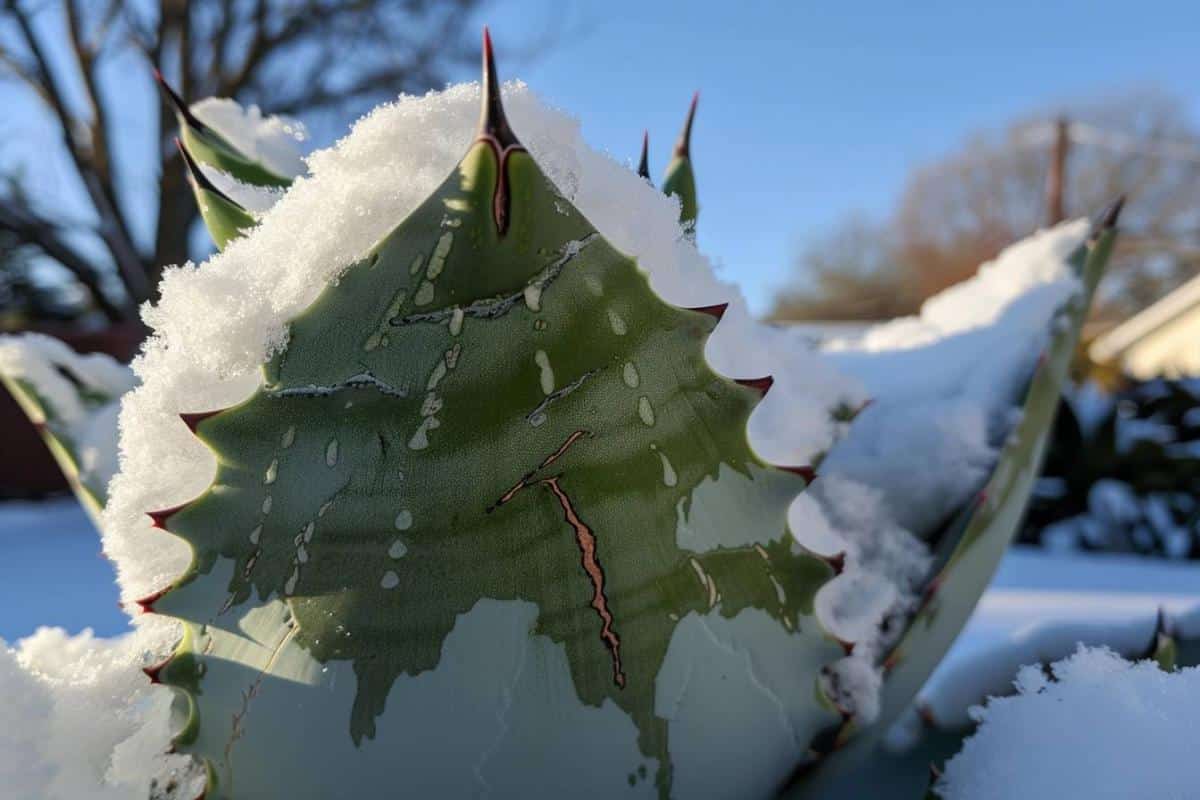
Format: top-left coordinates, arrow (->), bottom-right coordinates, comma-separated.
916,703 -> 938,728
687,302 -> 728,321
153,69 -> 209,135
674,91 -> 699,157
1100,194 -> 1125,230
637,131 -> 650,180
736,375 -> 774,397
479,27 -> 519,148
780,464 -> 818,484
180,409 -> 221,434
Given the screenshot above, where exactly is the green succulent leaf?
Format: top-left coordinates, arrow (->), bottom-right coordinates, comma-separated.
156,71 -> 293,189
661,94 -> 698,229
176,139 -> 257,249
149,36 -> 838,799
787,208 -> 1120,798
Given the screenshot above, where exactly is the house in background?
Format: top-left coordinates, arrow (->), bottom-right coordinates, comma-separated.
1090,273 -> 1200,379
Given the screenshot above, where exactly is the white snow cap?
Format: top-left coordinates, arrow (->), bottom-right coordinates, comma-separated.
190,97 -> 309,214
190,97 -> 308,180
938,647 -> 1200,799
802,221 -> 1090,722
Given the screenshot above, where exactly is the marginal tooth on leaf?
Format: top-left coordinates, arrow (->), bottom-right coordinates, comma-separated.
920,573 -> 945,605
674,91 -> 699,158
686,302 -> 728,321
134,585 -> 171,615
175,139 -> 243,210
779,464 -> 817,484
152,68 -> 210,135
881,650 -> 901,673
637,131 -> 650,180
735,375 -> 774,397
180,409 -> 222,434
916,702 -> 938,728
147,503 -> 187,529
819,550 -> 845,574
143,654 -> 172,684
478,27 -> 519,149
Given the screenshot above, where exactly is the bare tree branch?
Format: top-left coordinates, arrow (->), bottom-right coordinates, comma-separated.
0,199 -> 128,320
4,0 -> 149,307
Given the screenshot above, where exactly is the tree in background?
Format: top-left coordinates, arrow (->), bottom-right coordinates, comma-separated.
770,90 -> 1200,323
0,0 -> 489,325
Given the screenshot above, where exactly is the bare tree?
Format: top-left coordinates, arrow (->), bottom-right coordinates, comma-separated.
0,0 -> 488,324
770,90 -> 1200,322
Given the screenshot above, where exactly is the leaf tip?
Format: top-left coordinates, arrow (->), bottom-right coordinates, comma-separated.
675,91 -> 699,157
637,130 -> 650,180
478,26 -> 519,149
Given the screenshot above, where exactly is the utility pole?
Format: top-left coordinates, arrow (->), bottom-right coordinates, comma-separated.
1045,117 -> 1070,226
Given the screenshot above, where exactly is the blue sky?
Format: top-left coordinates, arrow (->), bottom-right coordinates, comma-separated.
482,0 -> 1200,313
7,1 -> 1197,316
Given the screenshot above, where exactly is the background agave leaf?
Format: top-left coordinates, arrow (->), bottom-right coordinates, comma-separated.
0,334 -> 136,516
146,35 -> 842,799
786,205 -> 1119,797
661,94 -> 699,228
156,71 -> 294,190
176,140 -> 257,250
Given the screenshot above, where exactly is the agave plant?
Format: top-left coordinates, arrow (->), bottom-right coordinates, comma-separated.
117,32 -> 1122,800
0,28 -> 1129,800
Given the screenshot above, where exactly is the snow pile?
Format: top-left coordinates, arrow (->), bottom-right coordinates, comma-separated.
805,221 -> 1090,722
938,646 -> 1200,799
912,602 -> 1200,732
0,628 -> 191,800
0,333 -> 137,497
190,97 -> 309,214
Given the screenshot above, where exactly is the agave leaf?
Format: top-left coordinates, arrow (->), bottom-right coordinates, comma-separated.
787,208 -> 1119,797
0,334 -> 135,516
176,139 -> 257,249
148,34 -> 840,798
156,71 -> 292,189
661,94 -> 698,228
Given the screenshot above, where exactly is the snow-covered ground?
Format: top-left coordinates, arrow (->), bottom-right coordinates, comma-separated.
2,497 -> 1193,676
0,499 -> 126,639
